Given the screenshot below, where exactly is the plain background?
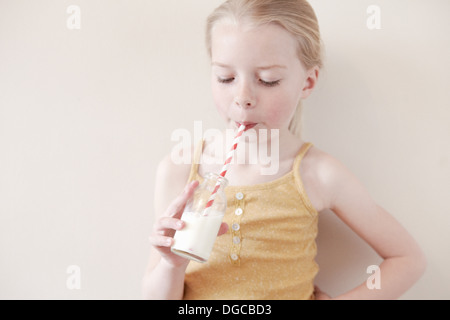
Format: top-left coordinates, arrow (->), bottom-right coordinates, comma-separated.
0,0 -> 449,299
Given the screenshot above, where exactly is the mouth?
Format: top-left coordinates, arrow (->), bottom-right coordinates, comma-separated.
235,121 -> 258,130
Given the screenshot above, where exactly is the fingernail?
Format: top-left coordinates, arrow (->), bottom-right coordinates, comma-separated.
166,239 -> 172,246
176,221 -> 184,229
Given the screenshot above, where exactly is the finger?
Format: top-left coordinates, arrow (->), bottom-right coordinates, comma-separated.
217,222 -> 229,236
154,217 -> 184,233
165,180 -> 199,218
149,235 -> 173,248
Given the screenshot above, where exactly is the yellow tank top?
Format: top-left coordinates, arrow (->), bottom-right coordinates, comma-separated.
183,140 -> 319,300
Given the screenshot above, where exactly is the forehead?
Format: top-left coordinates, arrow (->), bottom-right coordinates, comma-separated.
211,22 -> 299,67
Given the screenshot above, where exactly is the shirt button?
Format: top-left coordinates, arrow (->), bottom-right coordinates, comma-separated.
232,223 -> 240,231
235,192 -> 244,200
233,236 -> 241,244
230,253 -> 239,261
235,208 -> 243,216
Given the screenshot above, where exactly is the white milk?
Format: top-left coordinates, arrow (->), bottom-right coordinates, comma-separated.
171,211 -> 223,263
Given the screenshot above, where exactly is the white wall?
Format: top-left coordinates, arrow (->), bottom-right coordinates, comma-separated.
0,0 -> 448,299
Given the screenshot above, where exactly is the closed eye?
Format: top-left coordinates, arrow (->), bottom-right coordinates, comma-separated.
217,77 -> 235,84
217,77 -> 281,87
260,79 -> 281,87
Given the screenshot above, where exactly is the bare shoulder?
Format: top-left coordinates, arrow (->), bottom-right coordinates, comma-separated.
299,144 -> 358,212
154,145 -> 195,217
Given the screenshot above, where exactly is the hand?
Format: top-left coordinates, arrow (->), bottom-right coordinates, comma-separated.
149,180 -> 228,268
314,285 -> 332,300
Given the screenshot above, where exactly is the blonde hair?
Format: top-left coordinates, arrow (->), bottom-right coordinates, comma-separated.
206,0 -> 323,137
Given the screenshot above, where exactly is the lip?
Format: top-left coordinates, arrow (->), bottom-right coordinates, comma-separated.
235,121 -> 258,130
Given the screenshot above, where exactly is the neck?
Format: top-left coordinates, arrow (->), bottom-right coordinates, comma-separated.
210,127 -> 302,166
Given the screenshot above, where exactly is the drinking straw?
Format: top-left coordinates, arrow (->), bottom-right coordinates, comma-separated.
203,124 -> 246,215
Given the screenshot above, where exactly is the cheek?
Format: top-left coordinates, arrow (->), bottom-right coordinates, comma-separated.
211,83 -> 230,117
264,92 -> 298,124
266,105 -> 291,124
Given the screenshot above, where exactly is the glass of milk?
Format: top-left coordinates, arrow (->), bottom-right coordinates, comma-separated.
171,172 -> 228,263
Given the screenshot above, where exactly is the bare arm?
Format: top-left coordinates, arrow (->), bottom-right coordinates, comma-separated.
316,153 -> 426,300
142,156 -> 227,299
142,179 -> 198,299
142,156 -> 196,300
142,254 -> 190,300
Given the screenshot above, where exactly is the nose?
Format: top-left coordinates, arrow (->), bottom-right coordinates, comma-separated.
234,81 -> 255,109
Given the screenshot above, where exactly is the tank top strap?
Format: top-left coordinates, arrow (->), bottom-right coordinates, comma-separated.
293,142 -> 313,170
187,139 -> 204,183
292,142 -> 318,215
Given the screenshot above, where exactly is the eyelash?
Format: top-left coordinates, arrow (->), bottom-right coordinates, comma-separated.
217,78 -> 281,87
217,77 -> 234,84
261,79 -> 281,87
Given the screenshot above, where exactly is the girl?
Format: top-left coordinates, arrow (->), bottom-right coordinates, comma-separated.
143,0 -> 426,300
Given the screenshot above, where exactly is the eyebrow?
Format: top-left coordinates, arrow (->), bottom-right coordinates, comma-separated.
212,62 -> 287,70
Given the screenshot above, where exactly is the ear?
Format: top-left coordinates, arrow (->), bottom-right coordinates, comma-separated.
300,66 -> 319,99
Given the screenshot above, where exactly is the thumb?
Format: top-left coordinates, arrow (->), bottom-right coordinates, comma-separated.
167,180 -> 199,218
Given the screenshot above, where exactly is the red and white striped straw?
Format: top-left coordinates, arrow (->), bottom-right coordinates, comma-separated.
203,124 -> 246,215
